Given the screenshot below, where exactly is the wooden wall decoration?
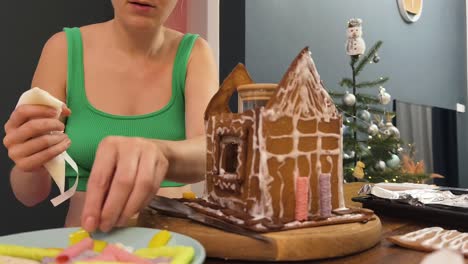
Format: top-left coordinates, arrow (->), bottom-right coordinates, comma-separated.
397,0 -> 423,23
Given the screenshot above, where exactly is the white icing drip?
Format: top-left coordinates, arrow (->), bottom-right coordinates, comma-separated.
208,188 -> 244,209
337,122 -> 346,209
316,137 -> 322,177
213,177 -> 238,192
187,203 -> 246,225
254,223 -> 268,231
269,133 -> 341,140
277,163 -> 287,219
236,144 -> 243,183
284,213 -> 365,228
253,109 -> 274,219
217,173 -> 238,180
400,227 -> 445,242
325,156 -> 333,174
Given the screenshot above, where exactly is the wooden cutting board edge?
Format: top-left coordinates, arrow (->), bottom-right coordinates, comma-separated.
138,209 -> 382,261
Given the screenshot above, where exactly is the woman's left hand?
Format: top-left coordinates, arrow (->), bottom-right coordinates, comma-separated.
81,136 -> 168,232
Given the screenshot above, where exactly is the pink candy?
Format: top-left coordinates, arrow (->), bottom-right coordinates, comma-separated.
82,253 -> 117,262
56,237 -> 94,262
102,245 -> 153,264
295,176 -> 309,221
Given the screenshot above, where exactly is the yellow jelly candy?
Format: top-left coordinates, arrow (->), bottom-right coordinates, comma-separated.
0,245 -> 61,261
148,230 -> 172,248
93,240 -> 107,252
135,246 -> 195,264
182,192 -> 196,200
69,229 -> 90,246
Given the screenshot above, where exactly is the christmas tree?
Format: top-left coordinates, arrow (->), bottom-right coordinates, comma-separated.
330,18 -> 429,183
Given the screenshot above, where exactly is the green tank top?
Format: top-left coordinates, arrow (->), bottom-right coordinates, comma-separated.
63,27 -> 199,191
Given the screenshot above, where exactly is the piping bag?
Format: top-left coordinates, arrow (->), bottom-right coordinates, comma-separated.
16,87 -> 79,206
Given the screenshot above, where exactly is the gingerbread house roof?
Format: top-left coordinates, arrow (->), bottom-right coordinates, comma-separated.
205,48 -> 338,122
264,48 -> 339,122
204,64 -> 254,120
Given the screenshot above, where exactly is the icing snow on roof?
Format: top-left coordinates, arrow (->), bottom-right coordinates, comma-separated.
267,49 -> 338,122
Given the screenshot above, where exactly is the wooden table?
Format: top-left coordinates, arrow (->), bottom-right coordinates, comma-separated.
202,183 -> 462,264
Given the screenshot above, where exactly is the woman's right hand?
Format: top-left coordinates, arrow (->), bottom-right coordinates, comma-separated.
3,104 -> 71,172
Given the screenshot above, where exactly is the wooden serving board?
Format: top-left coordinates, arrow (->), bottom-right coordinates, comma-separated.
138,209 -> 382,261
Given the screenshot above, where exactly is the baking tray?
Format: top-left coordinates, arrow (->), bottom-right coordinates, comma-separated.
352,187 -> 468,230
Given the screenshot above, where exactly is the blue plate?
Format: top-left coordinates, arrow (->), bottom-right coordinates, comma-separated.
0,227 -> 205,264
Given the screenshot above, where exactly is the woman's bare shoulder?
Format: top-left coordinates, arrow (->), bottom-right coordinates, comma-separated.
164,28 -> 213,58
30,22 -> 108,101
165,27 -> 184,39
78,22 -> 111,42
164,27 -> 186,50
79,22 -> 109,33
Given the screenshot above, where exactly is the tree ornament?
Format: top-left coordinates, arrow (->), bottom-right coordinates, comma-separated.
353,161 -> 366,179
388,126 -> 401,139
373,115 -> 385,128
374,160 -> 386,171
358,110 -> 371,122
378,87 -> 391,105
386,154 -> 401,169
383,114 -> 400,139
368,124 -> 379,136
344,151 -> 355,160
382,129 -> 392,139
342,125 -> 352,136
346,18 -> 366,56
342,92 -> 356,106
372,54 -> 380,63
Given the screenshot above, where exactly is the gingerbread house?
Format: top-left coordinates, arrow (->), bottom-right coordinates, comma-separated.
202,48 -> 349,227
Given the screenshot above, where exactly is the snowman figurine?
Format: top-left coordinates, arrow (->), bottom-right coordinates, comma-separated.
346,18 -> 366,56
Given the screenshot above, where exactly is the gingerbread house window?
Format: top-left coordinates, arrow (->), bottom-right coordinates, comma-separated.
221,142 -> 239,174
219,136 -> 242,177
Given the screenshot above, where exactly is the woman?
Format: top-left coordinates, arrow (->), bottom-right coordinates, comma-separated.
2,0 -> 218,233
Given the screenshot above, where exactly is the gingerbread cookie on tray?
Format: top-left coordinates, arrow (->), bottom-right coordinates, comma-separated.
388,227 -> 468,257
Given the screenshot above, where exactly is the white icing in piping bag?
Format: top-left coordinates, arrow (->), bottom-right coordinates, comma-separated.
16,87 -> 79,207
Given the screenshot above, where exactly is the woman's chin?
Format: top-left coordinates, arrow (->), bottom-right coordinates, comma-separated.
124,17 -> 161,31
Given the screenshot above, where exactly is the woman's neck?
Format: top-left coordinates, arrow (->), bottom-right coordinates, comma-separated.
110,19 -> 166,58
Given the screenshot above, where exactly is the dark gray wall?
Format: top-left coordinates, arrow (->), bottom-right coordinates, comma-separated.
0,1 -> 113,235
245,0 -> 468,187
